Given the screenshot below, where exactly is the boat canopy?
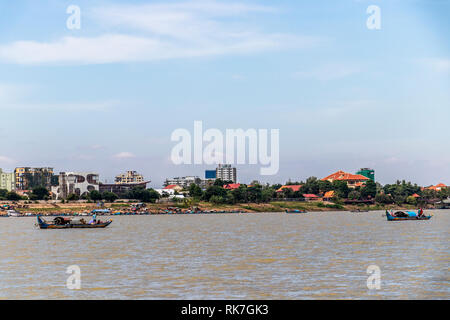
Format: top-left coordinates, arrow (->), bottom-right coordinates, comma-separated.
91,209 -> 111,213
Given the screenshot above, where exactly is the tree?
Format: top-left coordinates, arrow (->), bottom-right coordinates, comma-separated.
375,193 -> 393,204
31,186 -> 49,200
406,196 -> 417,205
348,190 -> 361,200
332,180 -> 350,199
210,195 -> 226,204
66,193 -> 80,201
0,189 -> 8,200
203,185 -> 227,201
188,183 -> 203,198
361,180 -> 377,199
89,190 -> 103,201
141,189 -> 160,203
102,191 -> 118,203
6,191 -> 22,201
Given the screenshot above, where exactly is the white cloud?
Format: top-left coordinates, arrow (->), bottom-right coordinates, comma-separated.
113,152 -> 136,159
0,1 -> 319,65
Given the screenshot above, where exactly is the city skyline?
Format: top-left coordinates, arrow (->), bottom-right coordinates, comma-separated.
0,0 -> 449,187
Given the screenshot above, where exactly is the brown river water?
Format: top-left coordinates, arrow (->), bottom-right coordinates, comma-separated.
0,210 -> 448,299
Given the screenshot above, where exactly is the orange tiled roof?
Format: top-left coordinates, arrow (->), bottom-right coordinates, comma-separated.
303,194 -> 319,198
276,185 -> 302,192
224,183 -> 241,190
425,183 -> 447,190
321,170 -> 369,182
164,184 -> 180,189
324,191 -> 335,198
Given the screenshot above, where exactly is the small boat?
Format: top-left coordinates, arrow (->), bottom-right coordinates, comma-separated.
351,209 -> 369,213
37,215 -> 112,229
285,209 -> 307,214
386,210 -> 432,221
7,210 -> 24,217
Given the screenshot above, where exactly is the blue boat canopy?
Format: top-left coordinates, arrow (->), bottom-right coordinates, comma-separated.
91,209 -> 111,213
406,211 -> 417,217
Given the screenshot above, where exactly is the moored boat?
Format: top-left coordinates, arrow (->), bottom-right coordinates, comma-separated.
285,209 -> 307,214
37,215 -> 112,229
385,210 -> 432,221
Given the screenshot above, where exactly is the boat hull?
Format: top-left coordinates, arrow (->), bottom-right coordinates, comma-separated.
37,216 -> 112,229
386,211 -> 431,221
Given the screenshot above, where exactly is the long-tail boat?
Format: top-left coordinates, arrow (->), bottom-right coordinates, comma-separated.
37,215 -> 112,229
385,210 -> 432,221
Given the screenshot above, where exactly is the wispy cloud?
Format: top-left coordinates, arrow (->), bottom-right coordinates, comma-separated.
113,152 -> 136,159
0,1 -> 320,65
0,155 -> 15,164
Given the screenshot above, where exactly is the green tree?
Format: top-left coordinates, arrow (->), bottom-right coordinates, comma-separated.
89,190 -> 103,201
348,190 -> 361,200
188,183 -> 203,198
31,186 -> 49,200
66,193 -> 80,201
0,189 -> 8,200
361,180 -> 377,199
102,191 -> 118,203
6,191 -> 22,201
203,185 -> 227,201
332,180 -> 350,198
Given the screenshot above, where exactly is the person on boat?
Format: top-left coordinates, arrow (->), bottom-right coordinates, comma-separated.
89,214 -> 97,224
418,208 -> 424,217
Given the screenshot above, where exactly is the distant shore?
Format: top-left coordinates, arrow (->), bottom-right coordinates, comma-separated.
0,200 -> 436,216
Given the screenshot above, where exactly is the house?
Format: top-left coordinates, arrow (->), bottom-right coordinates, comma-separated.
276,185 -> 303,193
223,183 -> 241,190
303,194 -> 320,201
321,170 -> 369,188
425,183 -> 447,191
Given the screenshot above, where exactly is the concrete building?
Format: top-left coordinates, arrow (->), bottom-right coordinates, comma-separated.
216,164 -> 237,183
15,167 -> 54,190
99,181 -> 149,197
164,176 -> 203,189
205,170 -> 216,179
115,170 -> 145,184
0,169 -> 15,191
51,172 -> 99,200
356,168 -> 375,181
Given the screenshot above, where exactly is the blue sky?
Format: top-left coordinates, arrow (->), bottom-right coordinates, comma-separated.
0,0 -> 449,187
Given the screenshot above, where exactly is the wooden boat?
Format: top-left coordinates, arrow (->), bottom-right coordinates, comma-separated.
37,216 -> 112,229
385,210 -> 431,221
285,209 -> 307,214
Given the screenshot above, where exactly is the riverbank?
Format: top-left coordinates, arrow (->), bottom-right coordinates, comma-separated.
0,200 -> 430,216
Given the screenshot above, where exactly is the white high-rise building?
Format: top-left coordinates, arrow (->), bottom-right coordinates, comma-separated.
216,164 -> 237,183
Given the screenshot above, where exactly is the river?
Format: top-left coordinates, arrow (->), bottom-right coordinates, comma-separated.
0,210 -> 448,299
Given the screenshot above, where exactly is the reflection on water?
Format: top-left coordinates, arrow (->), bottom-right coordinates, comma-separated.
0,210 -> 448,299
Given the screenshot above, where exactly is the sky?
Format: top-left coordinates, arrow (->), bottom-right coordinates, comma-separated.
0,0 -> 449,188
